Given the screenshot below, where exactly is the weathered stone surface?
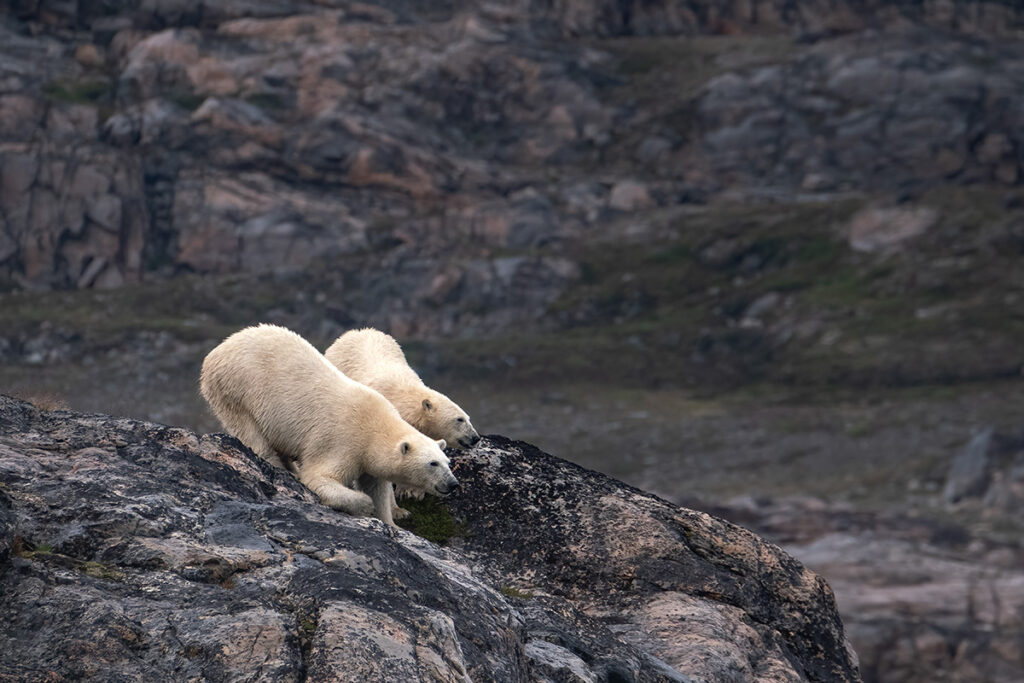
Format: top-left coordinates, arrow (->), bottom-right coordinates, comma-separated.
848,206 -> 937,253
694,31 -> 1024,195
944,425 -> 1024,509
0,395 -> 858,682
524,0 -> 1024,37
4,2 -> 1023,295
447,435 -> 860,682
716,495 -> 1024,683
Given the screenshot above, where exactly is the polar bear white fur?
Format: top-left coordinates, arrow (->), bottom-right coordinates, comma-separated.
199,324 -> 458,526
324,328 -> 480,449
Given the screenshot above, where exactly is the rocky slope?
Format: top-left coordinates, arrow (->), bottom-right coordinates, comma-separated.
2,1 -> 1023,303
713,492 -> 1024,683
0,394 -> 860,682
3,0 -> 1024,389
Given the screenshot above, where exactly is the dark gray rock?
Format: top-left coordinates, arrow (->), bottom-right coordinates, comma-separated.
693,31 -> 1024,195
944,425 -> 1024,511
448,435 -> 860,682
714,495 -> 1024,683
0,395 -> 859,681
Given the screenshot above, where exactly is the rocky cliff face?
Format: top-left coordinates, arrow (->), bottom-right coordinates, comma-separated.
3,0 -> 1023,307
0,394 -> 860,681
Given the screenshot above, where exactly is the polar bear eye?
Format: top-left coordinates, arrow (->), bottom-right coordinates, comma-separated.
456,417 -> 465,423
429,461 -> 439,467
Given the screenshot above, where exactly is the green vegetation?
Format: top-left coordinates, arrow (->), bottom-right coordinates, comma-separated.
168,91 -> 206,111
17,545 -> 126,582
601,35 -> 797,100
433,187 -> 1023,393
42,79 -> 109,104
246,92 -> 290,111
300,619 -> 317,634
500,585 -> 534,600
82,560 -> 127,582
396,496 -> 466,545
0,271 -> 299,347
593,35 -> 798,164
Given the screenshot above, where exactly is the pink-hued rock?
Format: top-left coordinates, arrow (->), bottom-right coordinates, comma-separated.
848,206 -> 938,253
0,396 -> 860,682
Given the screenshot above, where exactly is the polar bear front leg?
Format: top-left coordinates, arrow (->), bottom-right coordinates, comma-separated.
358,473 -> 396,526
384,484 -> 411,520
302,473 -> 375,517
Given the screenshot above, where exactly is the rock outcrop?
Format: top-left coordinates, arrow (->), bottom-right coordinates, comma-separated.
3,0 -> 1024,304
0,394 -> 860,681
719,495 -> 1024,683
944,425 -> 1024,509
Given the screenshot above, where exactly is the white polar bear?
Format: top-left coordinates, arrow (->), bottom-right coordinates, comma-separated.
199,324 -> 458,526
324,328 -> 480,449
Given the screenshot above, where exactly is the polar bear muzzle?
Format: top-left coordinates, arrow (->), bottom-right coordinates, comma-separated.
435,473 -> 459,496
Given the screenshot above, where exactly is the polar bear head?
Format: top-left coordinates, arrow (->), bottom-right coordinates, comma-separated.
394,432 -> 459,496
417,390 -> 480,450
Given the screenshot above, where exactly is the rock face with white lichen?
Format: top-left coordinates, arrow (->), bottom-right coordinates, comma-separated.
0,394 -> 860,681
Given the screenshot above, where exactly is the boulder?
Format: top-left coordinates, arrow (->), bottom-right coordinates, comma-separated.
0,395 -> 859,681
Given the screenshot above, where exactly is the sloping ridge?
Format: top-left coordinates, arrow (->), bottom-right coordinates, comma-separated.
0,394 -> 859,682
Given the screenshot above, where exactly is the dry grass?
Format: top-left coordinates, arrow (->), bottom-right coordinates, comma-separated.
13,392 -> 68,411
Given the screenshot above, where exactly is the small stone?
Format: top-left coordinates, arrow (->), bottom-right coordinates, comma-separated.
608,181 -> 654,212
848,206 -> 937,253
75,44 -> 104,68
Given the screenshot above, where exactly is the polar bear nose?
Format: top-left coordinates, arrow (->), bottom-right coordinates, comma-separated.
436,477 -> 459,496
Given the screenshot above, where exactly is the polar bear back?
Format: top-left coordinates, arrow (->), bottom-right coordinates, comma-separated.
201,324 -> 399,472
324,328 -> 480,449
325,328 -> 425,390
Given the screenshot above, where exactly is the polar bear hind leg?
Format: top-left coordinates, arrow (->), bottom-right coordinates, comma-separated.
216,406 -> 289,470
302,471 -> 375,516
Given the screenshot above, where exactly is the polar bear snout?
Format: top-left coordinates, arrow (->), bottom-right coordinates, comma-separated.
458,433 -> 481,449
435,475 -> 459,496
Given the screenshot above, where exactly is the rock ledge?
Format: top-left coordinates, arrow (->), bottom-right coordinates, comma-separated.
0,395 -> 859,682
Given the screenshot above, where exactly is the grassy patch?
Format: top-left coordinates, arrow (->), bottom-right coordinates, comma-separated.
396,496 -> 466,545
82,560 -> 127,582
600,35 -> 798,101
245,92 -> 290,111
42,79 -> 109,104
0,271 -> 298,346
500,585 -> 534,600
168,91 -> 206,111
12,392 -> 67,411
16,546 -> 126,582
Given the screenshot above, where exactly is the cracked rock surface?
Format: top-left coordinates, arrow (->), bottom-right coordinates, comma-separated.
0,394 -> 858,681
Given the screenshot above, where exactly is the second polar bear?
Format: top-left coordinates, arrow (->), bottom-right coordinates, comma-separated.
325,328 -> 480,449
199,324 -> 458,526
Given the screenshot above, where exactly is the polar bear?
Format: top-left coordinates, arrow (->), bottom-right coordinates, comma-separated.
324,328 -> 480,449
199,324 -> 458,526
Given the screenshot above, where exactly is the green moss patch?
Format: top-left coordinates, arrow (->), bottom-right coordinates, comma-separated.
500,586 -> 534,600
42,79 -> 109,104
17,547 -> 126,582
396,496 -> 466,545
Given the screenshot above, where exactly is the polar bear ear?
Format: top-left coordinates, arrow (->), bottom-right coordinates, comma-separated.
436,439 -> 447,450
422,398 -> 434,412
400,441 -> 411,455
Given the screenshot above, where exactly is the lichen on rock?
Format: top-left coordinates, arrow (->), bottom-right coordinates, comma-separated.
0,394 -> 859,681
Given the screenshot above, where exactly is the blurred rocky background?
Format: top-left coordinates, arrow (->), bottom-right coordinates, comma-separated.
1,1 -> 1023,681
